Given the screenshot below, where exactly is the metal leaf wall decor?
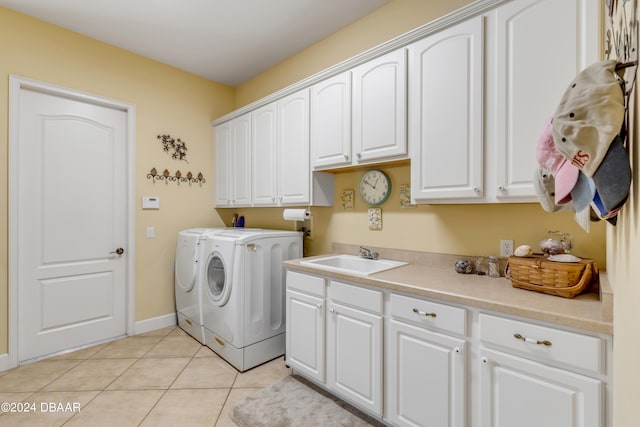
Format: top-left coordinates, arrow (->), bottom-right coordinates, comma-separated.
157,134 -> 188,162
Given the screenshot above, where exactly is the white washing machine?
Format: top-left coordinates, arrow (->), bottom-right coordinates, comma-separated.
175,227 -> 226,344
201,229 -> 303,371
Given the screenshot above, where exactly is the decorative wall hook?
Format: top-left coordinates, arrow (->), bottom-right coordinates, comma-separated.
146,167 -> 206,186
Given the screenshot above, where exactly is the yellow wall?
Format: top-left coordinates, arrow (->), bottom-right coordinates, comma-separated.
223,165 -> 606,263
609,60 -> 640,427
235,0 -> 477,107
0,7 -> 234,351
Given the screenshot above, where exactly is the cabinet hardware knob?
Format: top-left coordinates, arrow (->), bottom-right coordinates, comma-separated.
514,333 -> 552,347
316,304 -> 322,309
481,357 -> 488,364
357,152 -> 362,159
344,154 -> 349,160
329,308 -> 335,313
412,308 -> 437,318
454,347 -> 461,354
498,186 -> 505,191
473,186 -> 480,192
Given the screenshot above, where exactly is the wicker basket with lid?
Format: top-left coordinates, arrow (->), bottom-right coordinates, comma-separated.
506,254 -> 598,298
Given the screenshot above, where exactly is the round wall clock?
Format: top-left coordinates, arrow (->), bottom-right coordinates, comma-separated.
358,169 -> 391,206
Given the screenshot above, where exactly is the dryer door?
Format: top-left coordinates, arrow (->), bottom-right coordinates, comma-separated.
175,238 -> 198,293
206,252 -> 231,306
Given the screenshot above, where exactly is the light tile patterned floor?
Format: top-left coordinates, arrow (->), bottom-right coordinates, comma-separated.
0,326 -> 291,426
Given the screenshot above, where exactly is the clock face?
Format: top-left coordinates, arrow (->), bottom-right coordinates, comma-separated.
358,170 -> 391,206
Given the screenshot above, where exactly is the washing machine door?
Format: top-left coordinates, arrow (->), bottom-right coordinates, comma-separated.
175,238 -> 198,293
206,252 -> 231,306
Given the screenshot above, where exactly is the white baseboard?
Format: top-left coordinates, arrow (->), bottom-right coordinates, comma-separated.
134,312 -> 177,335
0,313 -> 178,372
0,353 -> 11,372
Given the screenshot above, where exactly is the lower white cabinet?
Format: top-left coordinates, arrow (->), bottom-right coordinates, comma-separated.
327,281 -> 383,416
479,313 -> 605,427
285,271 -> 325,383
480,348 -> 602,427
285,269 -> 611,426
387,293 -> 467,427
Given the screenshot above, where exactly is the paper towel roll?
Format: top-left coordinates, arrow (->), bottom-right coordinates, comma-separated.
283,209 -> 310,221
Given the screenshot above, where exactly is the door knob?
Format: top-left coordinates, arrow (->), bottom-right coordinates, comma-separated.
110,248 -> 124,255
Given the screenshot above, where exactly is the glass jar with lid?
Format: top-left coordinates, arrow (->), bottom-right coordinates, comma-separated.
540,231 -> 572,256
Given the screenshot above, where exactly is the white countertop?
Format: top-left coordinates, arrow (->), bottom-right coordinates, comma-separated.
284,246 -> 612,335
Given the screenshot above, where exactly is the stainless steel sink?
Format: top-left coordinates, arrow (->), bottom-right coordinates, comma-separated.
300,254 -> 407,276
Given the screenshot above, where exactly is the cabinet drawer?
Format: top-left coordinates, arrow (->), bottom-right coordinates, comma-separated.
479,313 -> 603,374
286,270 -> 325,297
390,293 -> 467,336
330,280 -> 383,313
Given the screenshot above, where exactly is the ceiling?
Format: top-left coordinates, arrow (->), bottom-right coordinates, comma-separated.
0,0 -> 390,86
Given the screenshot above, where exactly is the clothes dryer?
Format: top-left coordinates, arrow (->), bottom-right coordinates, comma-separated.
201,229 -> 302,371
175,228 -> 225,344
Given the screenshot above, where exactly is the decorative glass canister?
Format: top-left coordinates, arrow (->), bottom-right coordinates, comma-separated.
540,231 -> 572,256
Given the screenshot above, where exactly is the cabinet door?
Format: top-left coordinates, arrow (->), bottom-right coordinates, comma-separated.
327,301 -> 383,416
387,319 -> 466,427
310,72 -> 352,169
353,49 -> 407,163
480,348 -> 603,427
492,0 -> 597,199
278,89 -> 310,205
286,289 -> 324,383
252,103 -> 278,205
214,122 -> 231,207
409,16 -> 483,202
230,112 -> 252,206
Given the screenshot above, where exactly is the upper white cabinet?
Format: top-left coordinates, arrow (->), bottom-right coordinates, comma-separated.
277,90 -> 312,205
409,16 -> 484,202
215,0 -> 598,205
310,49 -> 408,170
310,71 -> 352,169
410,0 -> 598,203
214,113 -> 251,207
352,49 -> 408,163
489,0 -> 598,200
252,103 -> 278,205
217,89 -> 333,208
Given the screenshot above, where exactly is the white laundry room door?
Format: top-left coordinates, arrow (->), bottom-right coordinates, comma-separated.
11,78 -> 131,363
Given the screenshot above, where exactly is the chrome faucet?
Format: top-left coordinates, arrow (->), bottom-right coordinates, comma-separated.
359,246 -> 379,260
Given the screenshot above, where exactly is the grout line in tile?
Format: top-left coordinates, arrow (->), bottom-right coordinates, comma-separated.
212,387 -> 233,427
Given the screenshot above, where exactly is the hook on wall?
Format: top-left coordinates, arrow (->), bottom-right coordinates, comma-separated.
146,167 -> 206,186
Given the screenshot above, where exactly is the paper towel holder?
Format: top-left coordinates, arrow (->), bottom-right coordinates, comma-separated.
283,208 -> 312,238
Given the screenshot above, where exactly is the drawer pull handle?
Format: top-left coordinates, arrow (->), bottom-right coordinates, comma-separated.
412,308 -> 437,318
514,333 -> 552,347
316,303 -> 322,310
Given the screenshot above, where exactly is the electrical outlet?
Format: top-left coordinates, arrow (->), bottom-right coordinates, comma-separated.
500,239 -> 514,257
